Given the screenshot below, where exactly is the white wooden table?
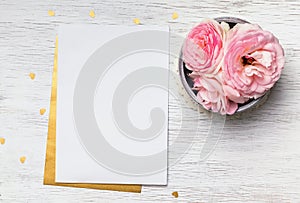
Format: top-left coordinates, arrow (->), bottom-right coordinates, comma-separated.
0,0 -> 300,202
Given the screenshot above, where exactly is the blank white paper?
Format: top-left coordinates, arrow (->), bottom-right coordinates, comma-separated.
56,25 -> 169,185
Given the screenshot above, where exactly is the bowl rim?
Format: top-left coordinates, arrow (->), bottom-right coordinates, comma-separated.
178,16 -> 270,115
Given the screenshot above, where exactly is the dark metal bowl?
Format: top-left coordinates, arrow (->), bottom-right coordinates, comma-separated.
178,17 -> 269,115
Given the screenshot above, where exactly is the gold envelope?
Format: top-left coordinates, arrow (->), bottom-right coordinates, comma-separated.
43,37 -> 142,193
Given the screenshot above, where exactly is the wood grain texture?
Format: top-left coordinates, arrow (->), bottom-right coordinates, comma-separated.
0,0 -> 299,202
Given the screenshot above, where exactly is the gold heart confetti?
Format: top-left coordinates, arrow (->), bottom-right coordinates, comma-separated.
172,191 -> 179,198
89,10 -> 95,18
172,12 -> 178,20
40,108 -> 46,115
48,10 -> 55,17
20,156 -> 26,164
0,137 -> 5,145
133,18 -> 140,25
29,73 -> 36,80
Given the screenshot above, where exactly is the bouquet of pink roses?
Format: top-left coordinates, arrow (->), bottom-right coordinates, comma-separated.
182,19 -> 285,115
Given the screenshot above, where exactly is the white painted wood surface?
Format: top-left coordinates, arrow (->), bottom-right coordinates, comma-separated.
0,0 -> 300,202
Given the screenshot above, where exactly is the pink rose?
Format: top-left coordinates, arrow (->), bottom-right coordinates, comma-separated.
223,23 -> 285,99
191,71 -> 238,115
183,19 -> 225,74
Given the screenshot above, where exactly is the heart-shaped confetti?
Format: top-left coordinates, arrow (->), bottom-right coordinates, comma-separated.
133,18 -> 140,25
0,137 -> 5,145
29,73 -> 35,80
48,10 -> 55,16
172,12 -> 178,20
20,156 -> 26,164
40,108 -> 46,115
172,191 -> 179,198
89,10 -> 95,18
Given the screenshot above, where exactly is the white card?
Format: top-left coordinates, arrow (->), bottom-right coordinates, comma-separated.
56,25 -> 169,185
